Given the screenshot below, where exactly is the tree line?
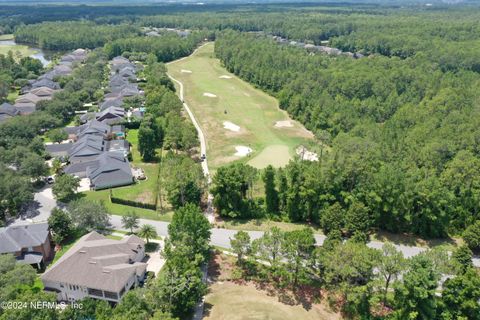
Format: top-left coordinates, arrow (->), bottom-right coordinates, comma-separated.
14,22 -> 139,51
137,56 -> 199,161
229,227 -> 479,319
104,31 -> 211,63
213,30 -> 480,240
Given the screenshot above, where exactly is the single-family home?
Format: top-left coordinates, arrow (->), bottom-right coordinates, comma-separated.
42,231 -> 146,303
0,222 -> 53,269
87,152 -> 134,190
0,102 -> 19,123
96,106 -> 125,125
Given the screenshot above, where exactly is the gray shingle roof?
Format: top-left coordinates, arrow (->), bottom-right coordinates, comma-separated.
45,143 -> 73,157
76,120 -> 110,139
68,135 -> 106,163
87,152 -> 133,190
100,98 -> 123,111
0,102 -> 19,117
31,79 -> 60,90
0,223 -> 49,253
42,231 -> 146,293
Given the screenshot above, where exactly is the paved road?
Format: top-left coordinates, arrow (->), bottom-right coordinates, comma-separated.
109,214 -> 480,266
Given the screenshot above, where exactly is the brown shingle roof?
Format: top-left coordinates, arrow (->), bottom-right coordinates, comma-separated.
42,231 -> 146,293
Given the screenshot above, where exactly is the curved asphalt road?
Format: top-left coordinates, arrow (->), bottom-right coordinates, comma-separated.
109,214 -> 480,266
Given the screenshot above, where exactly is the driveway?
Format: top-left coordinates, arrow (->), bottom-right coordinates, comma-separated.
11,186 -> 57,225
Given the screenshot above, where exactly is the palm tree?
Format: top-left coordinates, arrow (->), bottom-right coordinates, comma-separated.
52,158 -> 63,175
138,224 -> 157,244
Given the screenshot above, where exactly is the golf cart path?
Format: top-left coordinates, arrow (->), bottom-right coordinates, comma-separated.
166,44 -> 211,184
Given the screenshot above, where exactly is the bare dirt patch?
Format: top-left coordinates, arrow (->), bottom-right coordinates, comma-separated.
180,69 -> 192,73
219,75 -> 232,79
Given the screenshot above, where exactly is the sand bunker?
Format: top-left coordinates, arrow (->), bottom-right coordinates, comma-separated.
274,120 -> 294,128
219,75 -> 232,79
181,69 -> 192,73
223,121 -> 240,132
296,146 -> 319,161
203,92 -> 217,98
234,146 -> 252,157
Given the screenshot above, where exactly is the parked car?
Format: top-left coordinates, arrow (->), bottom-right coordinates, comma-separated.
46,176 -> 55,184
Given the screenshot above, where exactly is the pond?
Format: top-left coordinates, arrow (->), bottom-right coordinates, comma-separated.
0,38 -> 52,67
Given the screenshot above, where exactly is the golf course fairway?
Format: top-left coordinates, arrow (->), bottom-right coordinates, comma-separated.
167,42 -> 314,170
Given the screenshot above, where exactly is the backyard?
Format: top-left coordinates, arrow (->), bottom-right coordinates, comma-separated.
82,129 -> 173,221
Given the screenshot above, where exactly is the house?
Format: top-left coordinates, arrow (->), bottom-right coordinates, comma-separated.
42,231 -> 146,303
30,86 -> 57,98
14,102 -> 37,115
15,92 -> 47,105
100,98 -> 123,111
109,74 -> 129,88
79,112 -> 96,124
76,120 -> 111,139
30,78 -> 61,90
106,139 -> 130,155
0,102 -> 19,122
68,135 -> 106,164
87,152 -> 134,190
0,222 -> 53,269
117,67 -> 136,79
96,106 -> 125,125
45,142 -> 74,158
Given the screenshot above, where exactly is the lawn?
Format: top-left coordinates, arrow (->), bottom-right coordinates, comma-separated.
215,217 -> 322,233
82,129 -> 174,222
0,44 -> 36,59
204,252 -> 340,320
6,88 -> 19,103
167,42 -> 314,171
0,34 -> 14,40
49,229 -> 86,266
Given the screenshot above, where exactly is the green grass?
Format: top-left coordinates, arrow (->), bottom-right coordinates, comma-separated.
167,42 -> 314,170
215,218 -> 322,234
82,189 -> 173,221
0,34 -> 13,40
0,44 -> 36,59
49,229 -> 86,266
6,89 -> 19,103
82,129 -> 174,221
33,277 -> 44,290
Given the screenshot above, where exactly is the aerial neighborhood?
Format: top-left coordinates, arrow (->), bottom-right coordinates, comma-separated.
1,2 -> 480,320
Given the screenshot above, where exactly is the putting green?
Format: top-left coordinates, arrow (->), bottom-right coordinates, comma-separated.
167,42 -> 313,170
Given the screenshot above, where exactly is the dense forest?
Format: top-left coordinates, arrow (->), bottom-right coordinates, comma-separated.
214,30 -> 480,239
14,22 -> 140,50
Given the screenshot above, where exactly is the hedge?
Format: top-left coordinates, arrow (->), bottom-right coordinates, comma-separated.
110,191 -> 157,210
